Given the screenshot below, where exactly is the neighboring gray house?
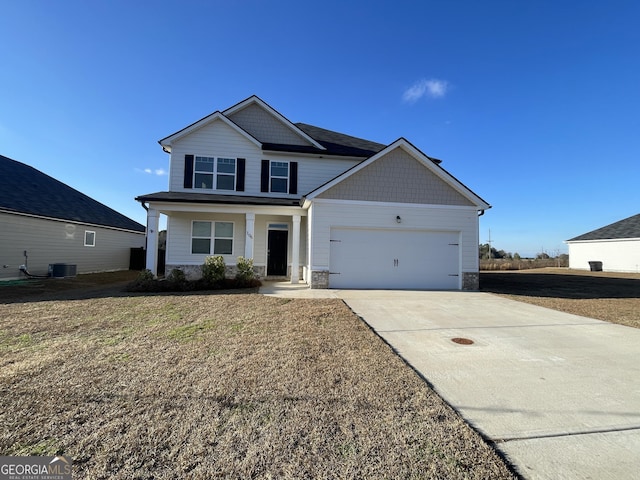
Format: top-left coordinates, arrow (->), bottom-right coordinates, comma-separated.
566,213 -> 640,273
0,154 -> 145,280
137,95 -> 490,290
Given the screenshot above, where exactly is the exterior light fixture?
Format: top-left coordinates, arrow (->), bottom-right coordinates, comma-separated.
396,215 -> 402,223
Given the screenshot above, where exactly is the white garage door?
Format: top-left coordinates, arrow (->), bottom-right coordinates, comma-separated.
329,228 -> 460,289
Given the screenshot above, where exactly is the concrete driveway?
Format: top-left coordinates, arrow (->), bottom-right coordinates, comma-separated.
336,290 -> 640,480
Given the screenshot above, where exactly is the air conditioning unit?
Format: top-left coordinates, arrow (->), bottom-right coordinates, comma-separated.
49,263 -> 77,278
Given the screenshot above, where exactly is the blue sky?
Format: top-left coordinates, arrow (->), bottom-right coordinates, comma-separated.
2,1 -> 639,258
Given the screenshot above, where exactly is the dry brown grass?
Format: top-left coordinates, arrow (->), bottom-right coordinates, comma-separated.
0,278 -> 516,479
481,268 -> 640,329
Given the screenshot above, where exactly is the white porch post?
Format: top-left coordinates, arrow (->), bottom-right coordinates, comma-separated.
146,208 -> 160,277
245,213 -> 255,259
291,215 -> 301,284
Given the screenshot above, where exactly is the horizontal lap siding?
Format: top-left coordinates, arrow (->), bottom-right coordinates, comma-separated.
167,213 -> 246,265
568,240 -> 640,272
166,213 -> 307,267
169,120 -> 262,193
168,119 -> 359,198
0,212 -> 144,279
309,202 -> 478,272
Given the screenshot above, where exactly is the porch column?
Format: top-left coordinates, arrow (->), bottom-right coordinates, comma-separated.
245,213 -> 255,259
146,207 -> 160,277
291,215 -> 301,284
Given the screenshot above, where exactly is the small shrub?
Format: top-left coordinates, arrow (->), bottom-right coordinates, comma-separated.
202,256 -> 226,285
167,268 -> 186,284
138,269 -> 154,281
235,256 -> 255,284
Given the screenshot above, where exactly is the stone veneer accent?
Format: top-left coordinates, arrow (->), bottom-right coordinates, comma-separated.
462,272 -> 479,290
310,270 -> 330,289
165,264 -> 265,280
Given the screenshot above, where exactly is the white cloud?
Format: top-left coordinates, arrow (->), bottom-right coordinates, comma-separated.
137,167 -> 168,176
402,78 -> 449,103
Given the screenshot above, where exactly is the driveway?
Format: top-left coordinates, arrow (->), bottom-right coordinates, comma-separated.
337,290 -> 640,480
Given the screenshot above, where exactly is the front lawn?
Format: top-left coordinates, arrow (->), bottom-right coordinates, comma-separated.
0,291 -> 516,479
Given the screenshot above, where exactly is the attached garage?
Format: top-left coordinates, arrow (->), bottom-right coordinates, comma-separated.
329,227 -> 461,289
302,138 -> 491,290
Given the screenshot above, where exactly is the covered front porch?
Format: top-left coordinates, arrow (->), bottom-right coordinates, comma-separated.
138,195 -> 308,284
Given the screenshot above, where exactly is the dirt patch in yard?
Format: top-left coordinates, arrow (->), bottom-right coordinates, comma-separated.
481,268 -> 640,329
0,275 -> 517,479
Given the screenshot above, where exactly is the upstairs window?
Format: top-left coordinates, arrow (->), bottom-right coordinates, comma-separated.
261,160 -> 297,194
194,156 -> 236,191
270,161 -> 289,193
194,157 -> 215,189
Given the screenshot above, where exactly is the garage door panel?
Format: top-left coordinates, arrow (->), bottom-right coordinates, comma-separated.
329,228 -> 460,290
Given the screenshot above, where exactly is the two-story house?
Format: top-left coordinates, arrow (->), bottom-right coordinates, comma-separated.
136,95 -> 490,290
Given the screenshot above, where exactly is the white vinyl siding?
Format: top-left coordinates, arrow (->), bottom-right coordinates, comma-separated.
165,212 -> 307,270
0,212 -> 144,280
568,239 -> 640,273
167,117 -> 361,197
168,214 -> 245,265
169,120 -> 261,193
308,200 -> 479,278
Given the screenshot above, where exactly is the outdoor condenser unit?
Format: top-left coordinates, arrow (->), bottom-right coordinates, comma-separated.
48,263 -> 77,278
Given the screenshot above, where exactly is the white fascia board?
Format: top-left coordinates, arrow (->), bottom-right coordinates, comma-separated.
566,237 -> 640,244
223,95 -> 326,151
307,197 -> 481,211
146,201 -> 306,217
158,111 -> 262,152
304,138 -> 491,210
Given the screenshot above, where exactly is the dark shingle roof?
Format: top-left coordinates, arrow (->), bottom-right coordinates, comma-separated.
294,123 -> 386,157
0,155 -> 145,232
135,191 -> 301,207
567,213 -> 640,241
257,123 -> 388,158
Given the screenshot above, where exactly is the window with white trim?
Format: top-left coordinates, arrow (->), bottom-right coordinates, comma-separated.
270,161 -> 289,193
194,156 -> 236,190
84,230 -> 96,247
191,221 -> 234,255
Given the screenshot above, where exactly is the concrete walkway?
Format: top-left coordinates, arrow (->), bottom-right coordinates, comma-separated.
260,283 -> 640,479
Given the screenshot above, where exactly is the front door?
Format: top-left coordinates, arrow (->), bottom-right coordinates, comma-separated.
267,229 -> 288,276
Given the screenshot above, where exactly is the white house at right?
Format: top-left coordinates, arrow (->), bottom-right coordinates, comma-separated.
566,213 -> 640,273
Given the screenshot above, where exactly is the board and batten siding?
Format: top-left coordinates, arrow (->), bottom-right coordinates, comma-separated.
307,200 -> 480,273
167,117 -> 360,197
568,239 -> 640,273
0,212 -> 144,280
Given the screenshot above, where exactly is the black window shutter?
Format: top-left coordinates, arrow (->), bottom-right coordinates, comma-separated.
260,160 -> 270,192
236,158 -> 246,192
184,154 -> 194,189
289,161 -> 298,194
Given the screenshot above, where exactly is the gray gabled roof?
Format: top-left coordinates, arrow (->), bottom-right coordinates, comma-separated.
0,154 -> 145,232
567,213 -> 640,241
